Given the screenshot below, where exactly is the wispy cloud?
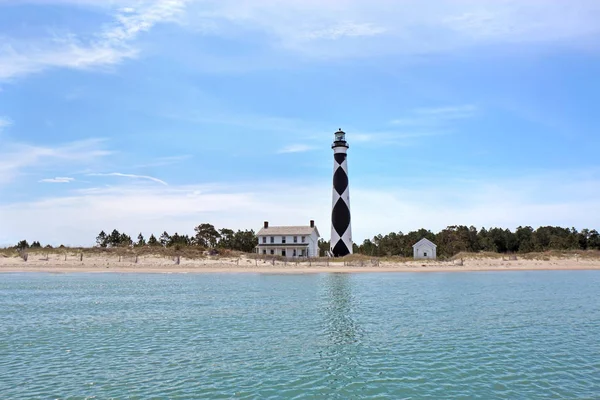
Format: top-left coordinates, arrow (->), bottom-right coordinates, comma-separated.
88,172 -> 168,186
133,155 -> 192,168
304,22 -> 386,40
0,116 -> 12,131
2,0 -> 599,80
39,177 -> 75,183
181,0 -> 600,60
0,0 -> 191,80
0,138 -> 111,184
277,144 -> 316,154
391,104 -> 478,126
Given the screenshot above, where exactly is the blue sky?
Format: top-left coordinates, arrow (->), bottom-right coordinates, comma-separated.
1,0 -> 600,246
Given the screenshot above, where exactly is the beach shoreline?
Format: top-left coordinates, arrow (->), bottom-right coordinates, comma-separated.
2,251 -> 600,274
2,260 -> 600,274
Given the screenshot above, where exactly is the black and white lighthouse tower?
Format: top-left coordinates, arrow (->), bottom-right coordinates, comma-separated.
330,129 -> 353,257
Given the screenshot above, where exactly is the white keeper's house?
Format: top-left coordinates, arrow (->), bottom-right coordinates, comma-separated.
256,221 -> 320,258
413,238 -> 437,260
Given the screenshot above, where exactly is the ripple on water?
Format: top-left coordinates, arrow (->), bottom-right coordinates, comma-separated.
0,272 -> 599,398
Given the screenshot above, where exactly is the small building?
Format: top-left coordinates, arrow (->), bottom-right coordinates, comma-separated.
256,221 -> 320,258
413,238 -> 437,260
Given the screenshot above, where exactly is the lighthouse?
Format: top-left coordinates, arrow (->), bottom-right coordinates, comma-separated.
330,129 -> 353,257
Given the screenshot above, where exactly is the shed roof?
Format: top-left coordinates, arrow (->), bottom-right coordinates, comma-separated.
257,226 -> 320,237
413,238 -> 437,248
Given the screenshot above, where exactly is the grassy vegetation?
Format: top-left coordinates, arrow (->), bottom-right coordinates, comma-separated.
3,247 -> 600,263
451,250 -> 600,261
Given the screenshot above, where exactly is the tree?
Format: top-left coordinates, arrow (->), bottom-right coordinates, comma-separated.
232,230 -> 257,253
96,231 -> 108,248
108,229 -> 121,247
516,226 -> 535,253
30,241 -> 42,248
218,228 -> 235,249
318,239 -> 330,257
159,231 -> 171,247
119,233 -> 132,247
168,233 -> 191,248
588,230 -> 600,250
16,240 -> 29,251
136,233 -> 146,247
148,234 -> 159,247
194,223 -> 221,248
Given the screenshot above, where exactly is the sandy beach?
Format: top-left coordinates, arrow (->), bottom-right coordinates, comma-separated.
1,252 -> 600,274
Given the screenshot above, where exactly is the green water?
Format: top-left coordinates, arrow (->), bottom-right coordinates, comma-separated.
0,272 -> 599,399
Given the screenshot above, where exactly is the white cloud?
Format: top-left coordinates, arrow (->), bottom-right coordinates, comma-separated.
180,0 -> 600,59
412,105 -> 477,118
0,138 -> 111,184
1,169 -> 600,247
303,22 -> 387,40
2,0 -> 599,79
391,104 -> 477,126
0,0 -> 191,80
277,144 -> 316,154
88,172 -> 168,186
39,177 -> 75,183
133,155 -> 192,168
0,116 -> 12,131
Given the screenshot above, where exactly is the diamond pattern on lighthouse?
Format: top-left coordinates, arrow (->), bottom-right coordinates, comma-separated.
330,129 -> 353,258
333,167 -> 349,196
332,198 -> 351,237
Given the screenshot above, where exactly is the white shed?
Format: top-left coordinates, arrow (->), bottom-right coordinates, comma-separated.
413,238 -> 437,260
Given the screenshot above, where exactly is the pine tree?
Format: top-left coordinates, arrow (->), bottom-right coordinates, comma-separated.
159,231 -> 170,247
148,234 -> 159,247
96,231 -> 108,248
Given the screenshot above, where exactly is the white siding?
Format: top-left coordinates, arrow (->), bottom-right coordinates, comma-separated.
256,230 -> 320,259
413,242 -> 437,260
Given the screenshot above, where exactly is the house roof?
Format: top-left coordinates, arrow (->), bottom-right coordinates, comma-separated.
413,238 -> 437,248
257,226 -> 320,237
257,243 -> 310,247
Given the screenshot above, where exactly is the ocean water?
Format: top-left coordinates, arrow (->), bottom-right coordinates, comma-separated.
0,272 -> 599,399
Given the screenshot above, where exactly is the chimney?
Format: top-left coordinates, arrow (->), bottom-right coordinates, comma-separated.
264,221 -> 269,229
310,220 -> 315,228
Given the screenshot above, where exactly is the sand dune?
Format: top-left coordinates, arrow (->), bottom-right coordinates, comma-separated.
1,253 -> 599,274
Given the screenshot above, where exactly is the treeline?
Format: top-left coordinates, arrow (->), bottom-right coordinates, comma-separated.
352,226 -> 600,258
11,224 -> 600,258
94,223 -> 258,253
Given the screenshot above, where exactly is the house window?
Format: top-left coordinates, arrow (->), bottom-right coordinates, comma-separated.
270,249 -> 275,255
300,249 -> 305,257
263,250 -> 267,255
270,237 -> 274,244
424,252 -> 428,257
301,236 -> 306,243
262,237 -> 266,244
282,236 -> 286,244
294,236 -> 298,243
293,249 -> 297,257
282,250 -> 286,257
